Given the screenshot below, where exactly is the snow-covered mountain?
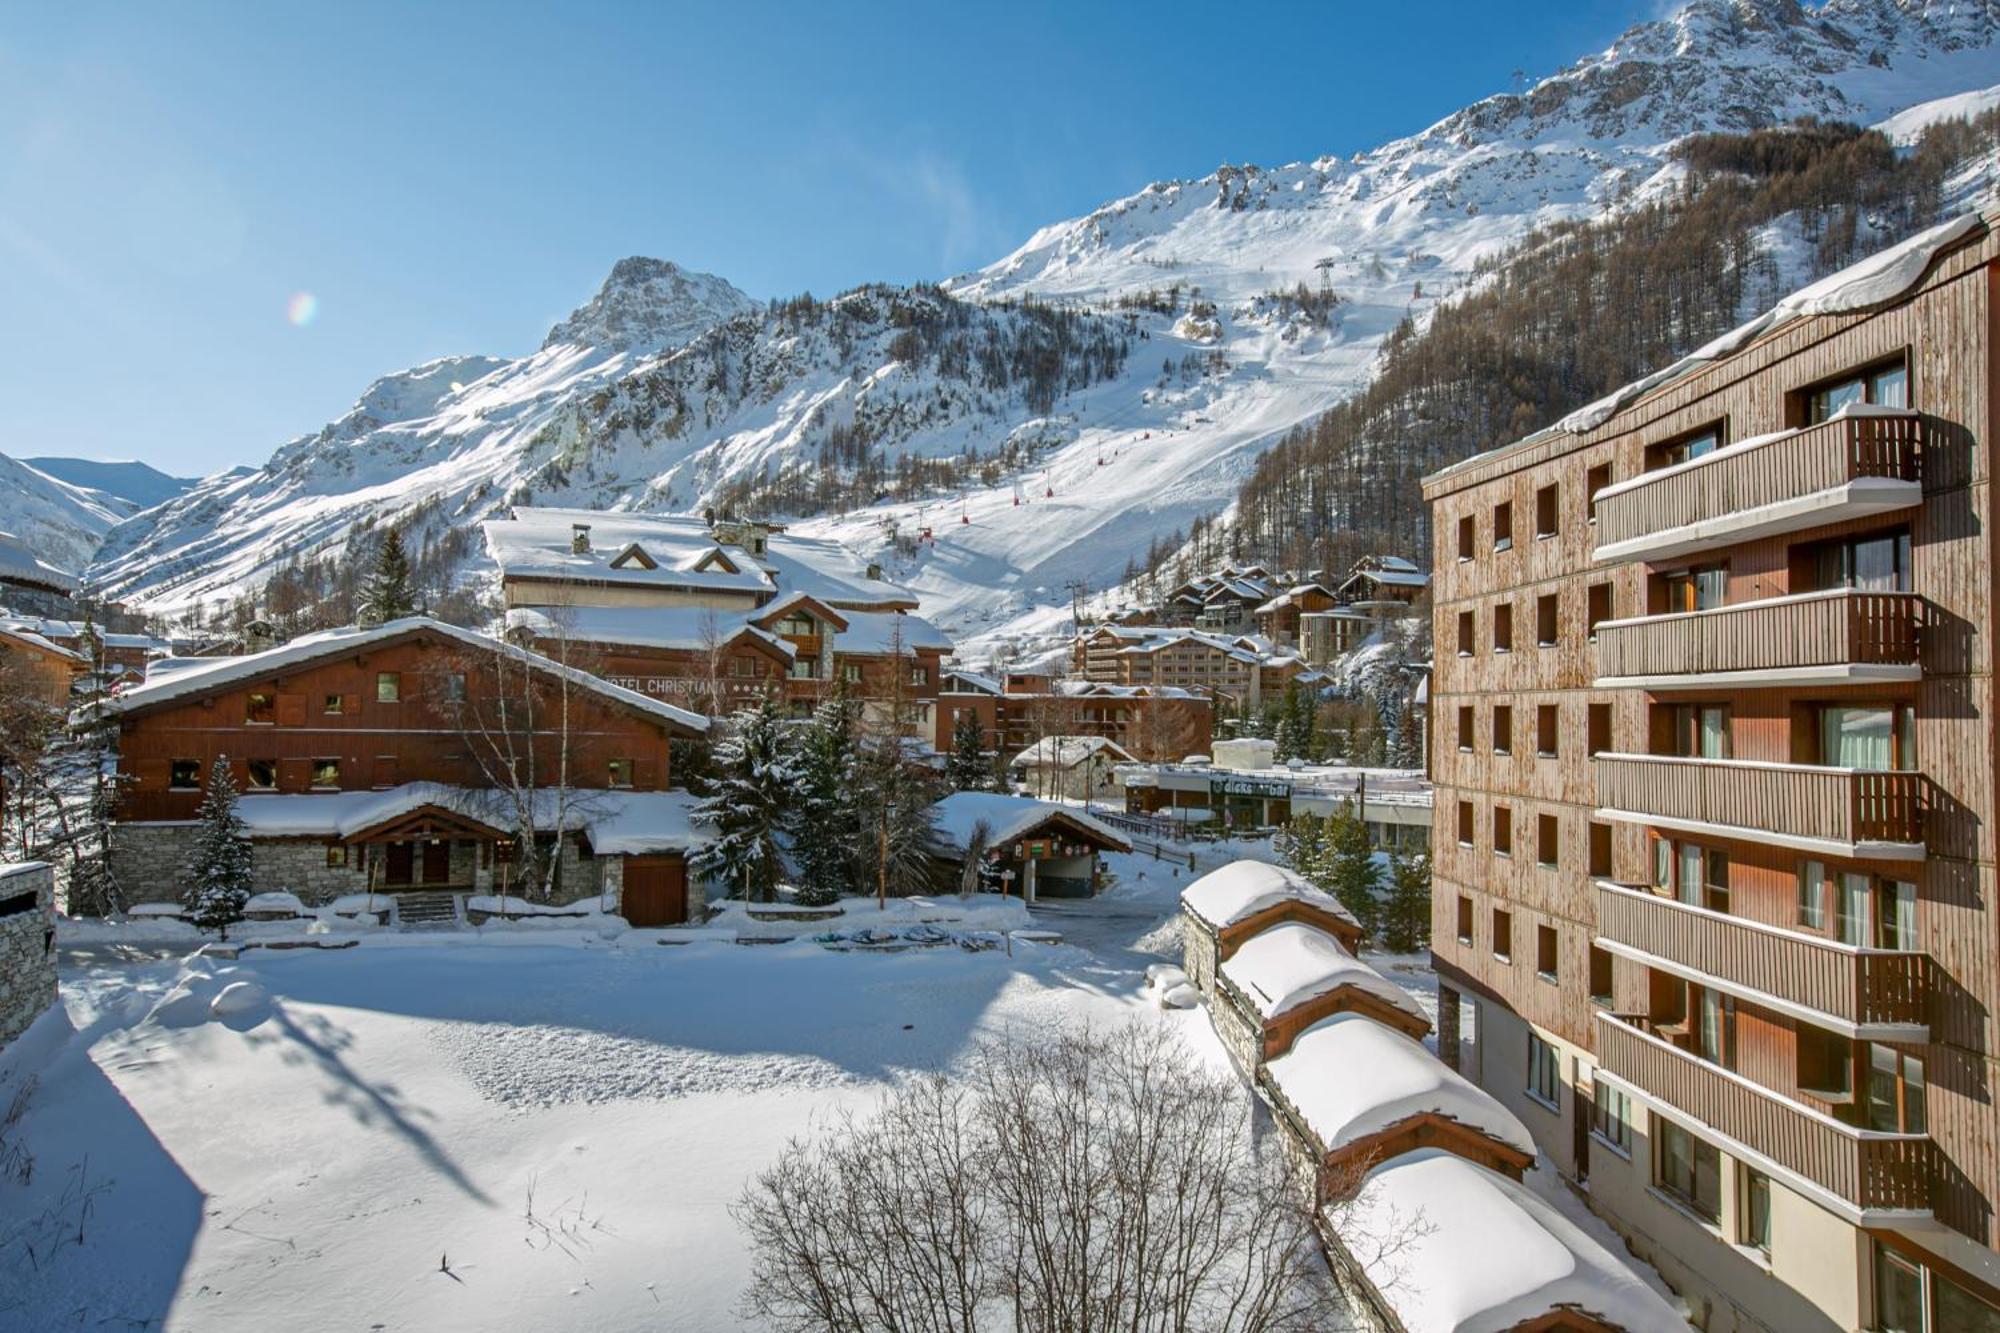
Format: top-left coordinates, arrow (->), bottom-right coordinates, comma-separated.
18,458 -> 195,513
0,452 -> 139,579
83,0 -> 2000,635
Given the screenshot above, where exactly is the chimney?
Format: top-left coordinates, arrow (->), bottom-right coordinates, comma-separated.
571,523 -> 592,555
867,562 -> 883,581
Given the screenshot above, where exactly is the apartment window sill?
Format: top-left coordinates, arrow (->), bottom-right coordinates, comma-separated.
1536,532 -> 1558,542
1536,749 -> 1556,759
1493,950 -> 1512,964
1645,1186 -> 1723,1239
1588,1128 -> 1631,1162
1455,934 -> 1473,947
1537,640 -> 1558,650
1536,969 -> 1558,984
1494,541 -> 1513,553
1524,1088 -> 1559,1115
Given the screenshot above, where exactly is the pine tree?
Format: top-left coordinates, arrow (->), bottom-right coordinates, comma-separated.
945,708 -> 991,792
1381,849 -> 1432,954
853,737 -> 939,906
183,757 -> 253,938
791,688 -> 862,906
1389,696 -> 1423,770
1324,799 -> 1381,940
359,528 -> 417,624
691,699 -> 798,903
1275,812 -> 1327,881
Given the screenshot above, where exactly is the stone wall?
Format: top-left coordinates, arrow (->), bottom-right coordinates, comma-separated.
0,863 -> 57,1050
1208,978 -> 1264,1075
1182,912 -> 1220,994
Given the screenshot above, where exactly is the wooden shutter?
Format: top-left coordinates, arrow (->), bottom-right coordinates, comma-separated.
278,757 -> 312,793
633,758 -> 660,790
276,693 -> 307,726
371,756 -> 398,789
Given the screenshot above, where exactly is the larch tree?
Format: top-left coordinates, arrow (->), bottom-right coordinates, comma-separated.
182,757 -> 253,938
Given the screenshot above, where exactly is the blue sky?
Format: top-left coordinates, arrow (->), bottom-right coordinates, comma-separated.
0,2 -> 1659,478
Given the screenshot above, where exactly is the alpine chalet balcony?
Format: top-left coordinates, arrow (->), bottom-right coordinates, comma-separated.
1595,753 -> 1923,860
1594,1012 -> 1932,1221
1593,590 -> 1922,691
1593,409 -> 1922,564
1594,882 -> 1928,1041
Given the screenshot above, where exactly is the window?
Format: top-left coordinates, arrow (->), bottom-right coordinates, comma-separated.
1663,565 -> 1726,614
1587,581 -> 1613,638
247,759 -> 277,791
1535,483 -> 1559,538
1457,515 -> 1476,562
1536,704 -> 1559,757
1586,462 -> 1613,523
323,693 -> 344,715
324,844 -> 347,869
1798,1024 -> 1853,1099
1456,894 -> 1474,944
910,667 -> 929,687
1867,1044 -> 1927,1134
1697,988 -> 1736,1069
1456,706 -> 1475,751
1589,945 -> 1614,1006
376,671 -> 401,703
1493,501 -> 1513,552
1806,358 -> 1908,425
440,671 -> 467,702
1493,805 -> 1512,857
1456,610 -> 1475,656
608,758 -> 633,789
1536,923 -> 1558,978
1492,907 -> 1513,960
310,758 -> 341,790
779,613 -> 817,636
1536,593 -> 1558,647
1874,1240 -> 2000,1333
1492,705 -> 1513,755
1656,1120 -> 1720,1222
1817,702 -> 1915,770
789,658 -> 820,680
1537,814 -> 1559,868
1493,602 -> 1513,653
1658,424 -> 1722,469
843,663 -> 864,684
1811,528 -> 1912,594
1588,703 -> 1613,756
246,691 -> 275,725
1741,1168 -> 1772,1256
1589,821 -> 1613,878
1669,703 -> 1730,758
1798,860 -> 1828,930
170,759 -> 201,790
1592,1080 -> 1630,1152
1526,1031 -> 1559,1106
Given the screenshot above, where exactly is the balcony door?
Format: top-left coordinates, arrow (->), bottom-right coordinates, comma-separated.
1669,704 -> 1730,759
1663,566 -> 1726,614
1817,703 -> 1915,770
1834,873 -> 1917,950
1811,529 -> 1911,594
1866,1043 -> 1927,1134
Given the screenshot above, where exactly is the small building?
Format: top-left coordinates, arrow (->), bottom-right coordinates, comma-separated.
1251,583 -> 1337,647
1179,860 -> 1363,992
1212,923 -> 1430,1069
0,531 -> 78,617
0,862 -> 55,1050
1011,735 -> 1134,801
0,623 -> 84,704
929,792 -> 1131,902
1261,1014 -> 1534,1200
1320,1148 -> 1685,1333
1121,750 -> 1432,845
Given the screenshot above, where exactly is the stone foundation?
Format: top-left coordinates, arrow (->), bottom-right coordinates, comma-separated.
0,863 -> 57,1050
1182,912 -> 1220,993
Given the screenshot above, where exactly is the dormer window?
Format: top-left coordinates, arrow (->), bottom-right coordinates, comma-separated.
570,523 -> 591,555
609,543 -> 658,571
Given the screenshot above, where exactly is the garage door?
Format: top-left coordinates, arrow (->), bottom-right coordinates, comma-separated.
621,855 -> 688,927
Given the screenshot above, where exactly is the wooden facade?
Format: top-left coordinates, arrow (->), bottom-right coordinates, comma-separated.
1421,215 -> 2000,1324
933,685 -> 1213,764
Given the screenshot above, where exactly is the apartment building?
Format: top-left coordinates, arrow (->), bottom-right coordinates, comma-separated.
1421,212 -> 2000,1332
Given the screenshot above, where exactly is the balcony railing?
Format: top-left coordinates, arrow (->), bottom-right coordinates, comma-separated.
1595,1013 -> 1931,1216
1593,411 -> 1922,562
1595,882 -> 1927,1035
1596,753 -> 1922,853
1594,590 -> 1921,687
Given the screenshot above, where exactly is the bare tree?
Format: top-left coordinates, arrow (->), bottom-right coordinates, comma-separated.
734,1024 -> 1358,1332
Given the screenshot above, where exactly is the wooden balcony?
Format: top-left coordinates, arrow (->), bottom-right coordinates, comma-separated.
1593,411 -> 1922,564
1595,1013 -> 1931,1219
1595,590 -> 1921,690
1595,754 -> 1923,859
1594,882 -> 1927,1040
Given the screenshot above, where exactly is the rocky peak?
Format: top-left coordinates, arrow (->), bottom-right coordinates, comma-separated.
542,257 -> 758,353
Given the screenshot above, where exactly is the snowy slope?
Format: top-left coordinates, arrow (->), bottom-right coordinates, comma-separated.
16,458 -> 195,513
85,0 -> 2000,631
0,452 -> 134,579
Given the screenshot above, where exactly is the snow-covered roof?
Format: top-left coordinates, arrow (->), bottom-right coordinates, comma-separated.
1012,735 -> 1135,768
929,792 -> 1132,856
1253,584 -> 1333,615
505,605 -> 795,658
940,668 -> 1003,695
486,507 -> 919,610
0,623 -> 83,663
1430,211 -> 1987,484
1347,567 -> 1430,589
0,530 -> 78,594
0,618 -> 168,653
1118,630 -> 1259,664
1265,1014 -> 1531,1158
1220,924 -> 1426,1025
136,781 -> 712,853
832,609 -> 953,656
112,617 -> 708,734
1327,1149 -> 1685,1333
1180,860 -> 1359,933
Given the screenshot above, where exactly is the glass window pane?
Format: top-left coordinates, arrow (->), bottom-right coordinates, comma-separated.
1822,706 -> 1894,770
1838,874 -> 1871,947
1879,880 -> 1917,951
1871,364 -> 1909,409
1744,1170 -> 1771,1253
1699,707 -> 1728,759
1934,1264 -> 2000,1332
1851,536 -> 1902,593
1817,378 -> 1866,422
1799,861 -> 1826,929
1679,844 -> 1703,907
1694,567 -> 1726,610
1875,1247 -> 1925,1333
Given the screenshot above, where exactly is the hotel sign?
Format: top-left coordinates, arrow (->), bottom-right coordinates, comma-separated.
1210,775 -> 1290,799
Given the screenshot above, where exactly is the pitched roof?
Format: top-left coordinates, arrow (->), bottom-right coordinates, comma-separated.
929,792 -> 1131,856
112,617 -> 708,735
505,605 -> 795,659
1011,735 -> 1135,768
1180,860 -> 1360,933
